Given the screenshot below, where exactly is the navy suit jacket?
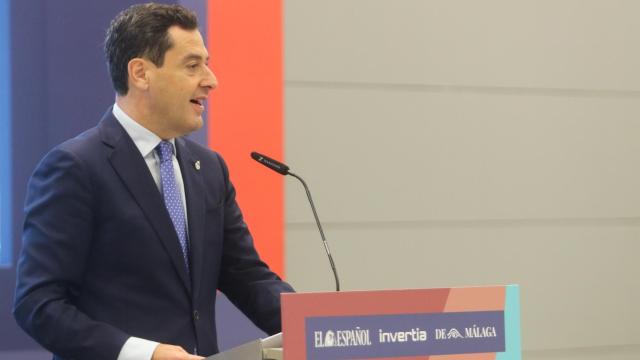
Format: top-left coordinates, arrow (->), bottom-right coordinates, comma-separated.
14,108 -> 293,360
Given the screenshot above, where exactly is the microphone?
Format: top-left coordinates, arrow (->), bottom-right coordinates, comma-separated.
250,152 -> 289,175
251,151 -> 341,292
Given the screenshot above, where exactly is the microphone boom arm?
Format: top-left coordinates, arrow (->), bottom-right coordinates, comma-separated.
288,171 -> 341,292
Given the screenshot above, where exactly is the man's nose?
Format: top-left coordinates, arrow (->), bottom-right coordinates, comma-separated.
202,66 -> 218,90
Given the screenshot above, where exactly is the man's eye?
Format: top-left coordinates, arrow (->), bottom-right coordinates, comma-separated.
188,64 -> 198,69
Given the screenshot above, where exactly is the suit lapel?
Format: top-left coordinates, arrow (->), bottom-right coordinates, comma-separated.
99,111 -> 192,295
175,137 -> 206,302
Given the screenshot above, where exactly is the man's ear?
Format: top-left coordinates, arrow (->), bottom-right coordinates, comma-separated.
127,58 -> 150,91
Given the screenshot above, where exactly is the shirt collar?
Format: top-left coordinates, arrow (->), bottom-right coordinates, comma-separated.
112,102 -> 176,158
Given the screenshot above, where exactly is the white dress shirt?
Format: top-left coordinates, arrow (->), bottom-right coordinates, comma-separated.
112,103 -> 190,360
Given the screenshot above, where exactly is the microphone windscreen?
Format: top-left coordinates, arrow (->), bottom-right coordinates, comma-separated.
251,152 -> 290,175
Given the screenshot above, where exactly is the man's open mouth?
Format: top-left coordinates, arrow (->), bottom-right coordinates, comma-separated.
190,99 -> 203,106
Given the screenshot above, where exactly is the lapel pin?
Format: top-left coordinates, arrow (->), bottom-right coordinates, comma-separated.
194,160 -> 201,170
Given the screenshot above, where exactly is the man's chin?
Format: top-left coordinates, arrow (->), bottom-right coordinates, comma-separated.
170,118 -> 203,138
195,116 -> 204,128
186,117 -> 204,133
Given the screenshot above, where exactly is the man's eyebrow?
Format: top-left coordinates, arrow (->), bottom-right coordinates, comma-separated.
182,53 -> 209,63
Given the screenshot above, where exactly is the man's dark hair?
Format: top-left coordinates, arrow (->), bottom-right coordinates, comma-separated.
104,3 -> 198,95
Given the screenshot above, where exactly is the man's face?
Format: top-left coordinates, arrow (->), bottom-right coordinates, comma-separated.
146,26 -> 217,138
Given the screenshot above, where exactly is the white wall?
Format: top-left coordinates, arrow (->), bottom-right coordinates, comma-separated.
284,1 -> 640,358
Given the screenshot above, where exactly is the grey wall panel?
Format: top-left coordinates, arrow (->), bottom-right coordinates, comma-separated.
286,224 -> 640,350
286,0 -> 640,91
285,86 -> 640,223
284,0 -> 640,358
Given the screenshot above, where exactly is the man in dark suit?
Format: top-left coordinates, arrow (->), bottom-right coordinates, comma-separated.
13,4 -> 294,360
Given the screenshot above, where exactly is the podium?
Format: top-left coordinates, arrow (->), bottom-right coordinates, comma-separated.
208,285 -> 521,360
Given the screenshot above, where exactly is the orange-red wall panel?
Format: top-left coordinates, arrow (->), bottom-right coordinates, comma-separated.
207,0 -> 284,277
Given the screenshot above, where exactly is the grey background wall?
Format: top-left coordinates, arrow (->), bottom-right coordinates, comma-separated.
283,1 -> 640,359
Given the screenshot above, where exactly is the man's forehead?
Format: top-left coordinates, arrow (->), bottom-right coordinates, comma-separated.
169,28 -> 203,43
167,27 -> 209,58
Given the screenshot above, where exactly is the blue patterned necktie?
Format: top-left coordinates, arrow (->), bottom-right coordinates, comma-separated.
156,141 -> 190,271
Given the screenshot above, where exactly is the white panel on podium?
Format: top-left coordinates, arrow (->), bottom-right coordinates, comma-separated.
205,333 -> 282,360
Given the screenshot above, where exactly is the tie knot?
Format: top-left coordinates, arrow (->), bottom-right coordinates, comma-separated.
156,141 -> 174,163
